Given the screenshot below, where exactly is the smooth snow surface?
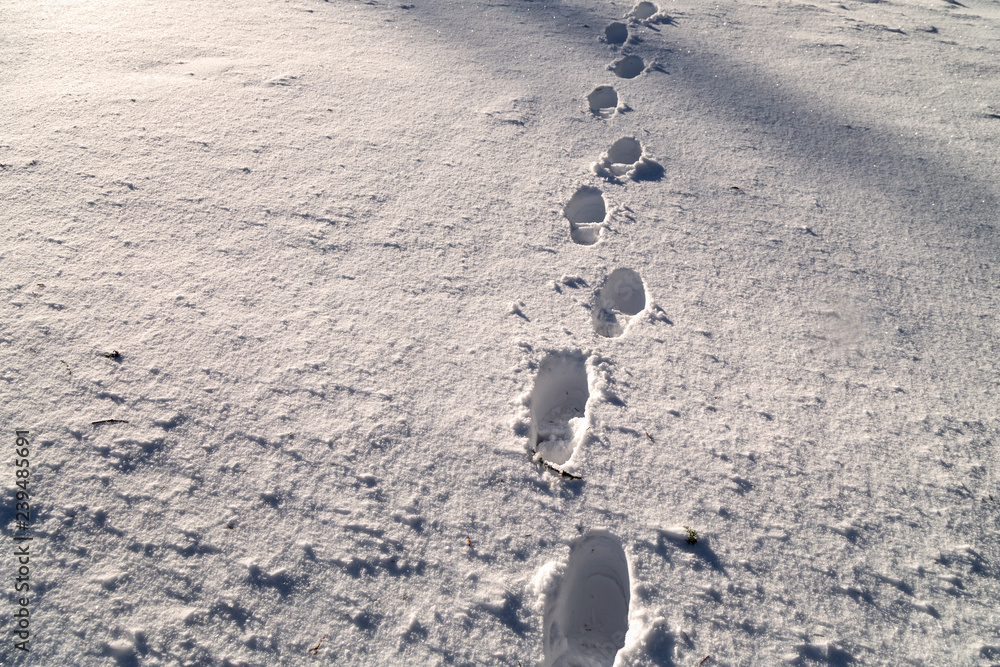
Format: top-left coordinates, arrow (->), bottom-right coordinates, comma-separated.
3,0 -> 1000,664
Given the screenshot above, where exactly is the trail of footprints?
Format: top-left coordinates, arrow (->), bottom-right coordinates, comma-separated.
518,4 -> 672,665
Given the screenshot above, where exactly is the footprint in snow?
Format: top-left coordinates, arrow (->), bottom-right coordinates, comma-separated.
610,55 -> 645,79
592,137 -> 663,182
603,22 -> 629,46
631,1 -> 658,21
528,351 -> 591,468
564,186 -> 608,246
592,268 -> 648,338
587,85 -> 622,118
542,530 -> 631,667
629,1 -> 671,25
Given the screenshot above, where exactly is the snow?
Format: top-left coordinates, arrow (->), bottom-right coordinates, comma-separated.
591,137 -> 664,184
539,530 -> 631,667
564,185 -> 612,246
2,0 -> 1000,664
591,268 -> 649,339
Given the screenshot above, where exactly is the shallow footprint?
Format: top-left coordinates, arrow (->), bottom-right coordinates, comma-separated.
564,186 -> 608,246
529,351 -> 590,467
592,268 -> 648,338
587,85 -> 620,118
543,530 -> 631,667
603,22 -> 628,45
592,137 -> 663,182
611,55 -> 645,79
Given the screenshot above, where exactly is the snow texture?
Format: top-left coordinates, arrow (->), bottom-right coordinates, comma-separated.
3,0 -> 1000,664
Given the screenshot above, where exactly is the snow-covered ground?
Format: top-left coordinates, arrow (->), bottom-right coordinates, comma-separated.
2,0 -> 999,664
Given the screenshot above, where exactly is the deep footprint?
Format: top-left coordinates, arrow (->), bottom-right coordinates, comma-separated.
564,186 -> 607,246
604,22 -> 628,45
592,137 -> 663,182
608,137 -> 643,165
629,1 -> 670,24
587,85 -> 619,118
529,351 -> 590,467
543,531 -> 631,667
612,55 -> 645,79
631,1 -> 658,20
592,268 -> 648,338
